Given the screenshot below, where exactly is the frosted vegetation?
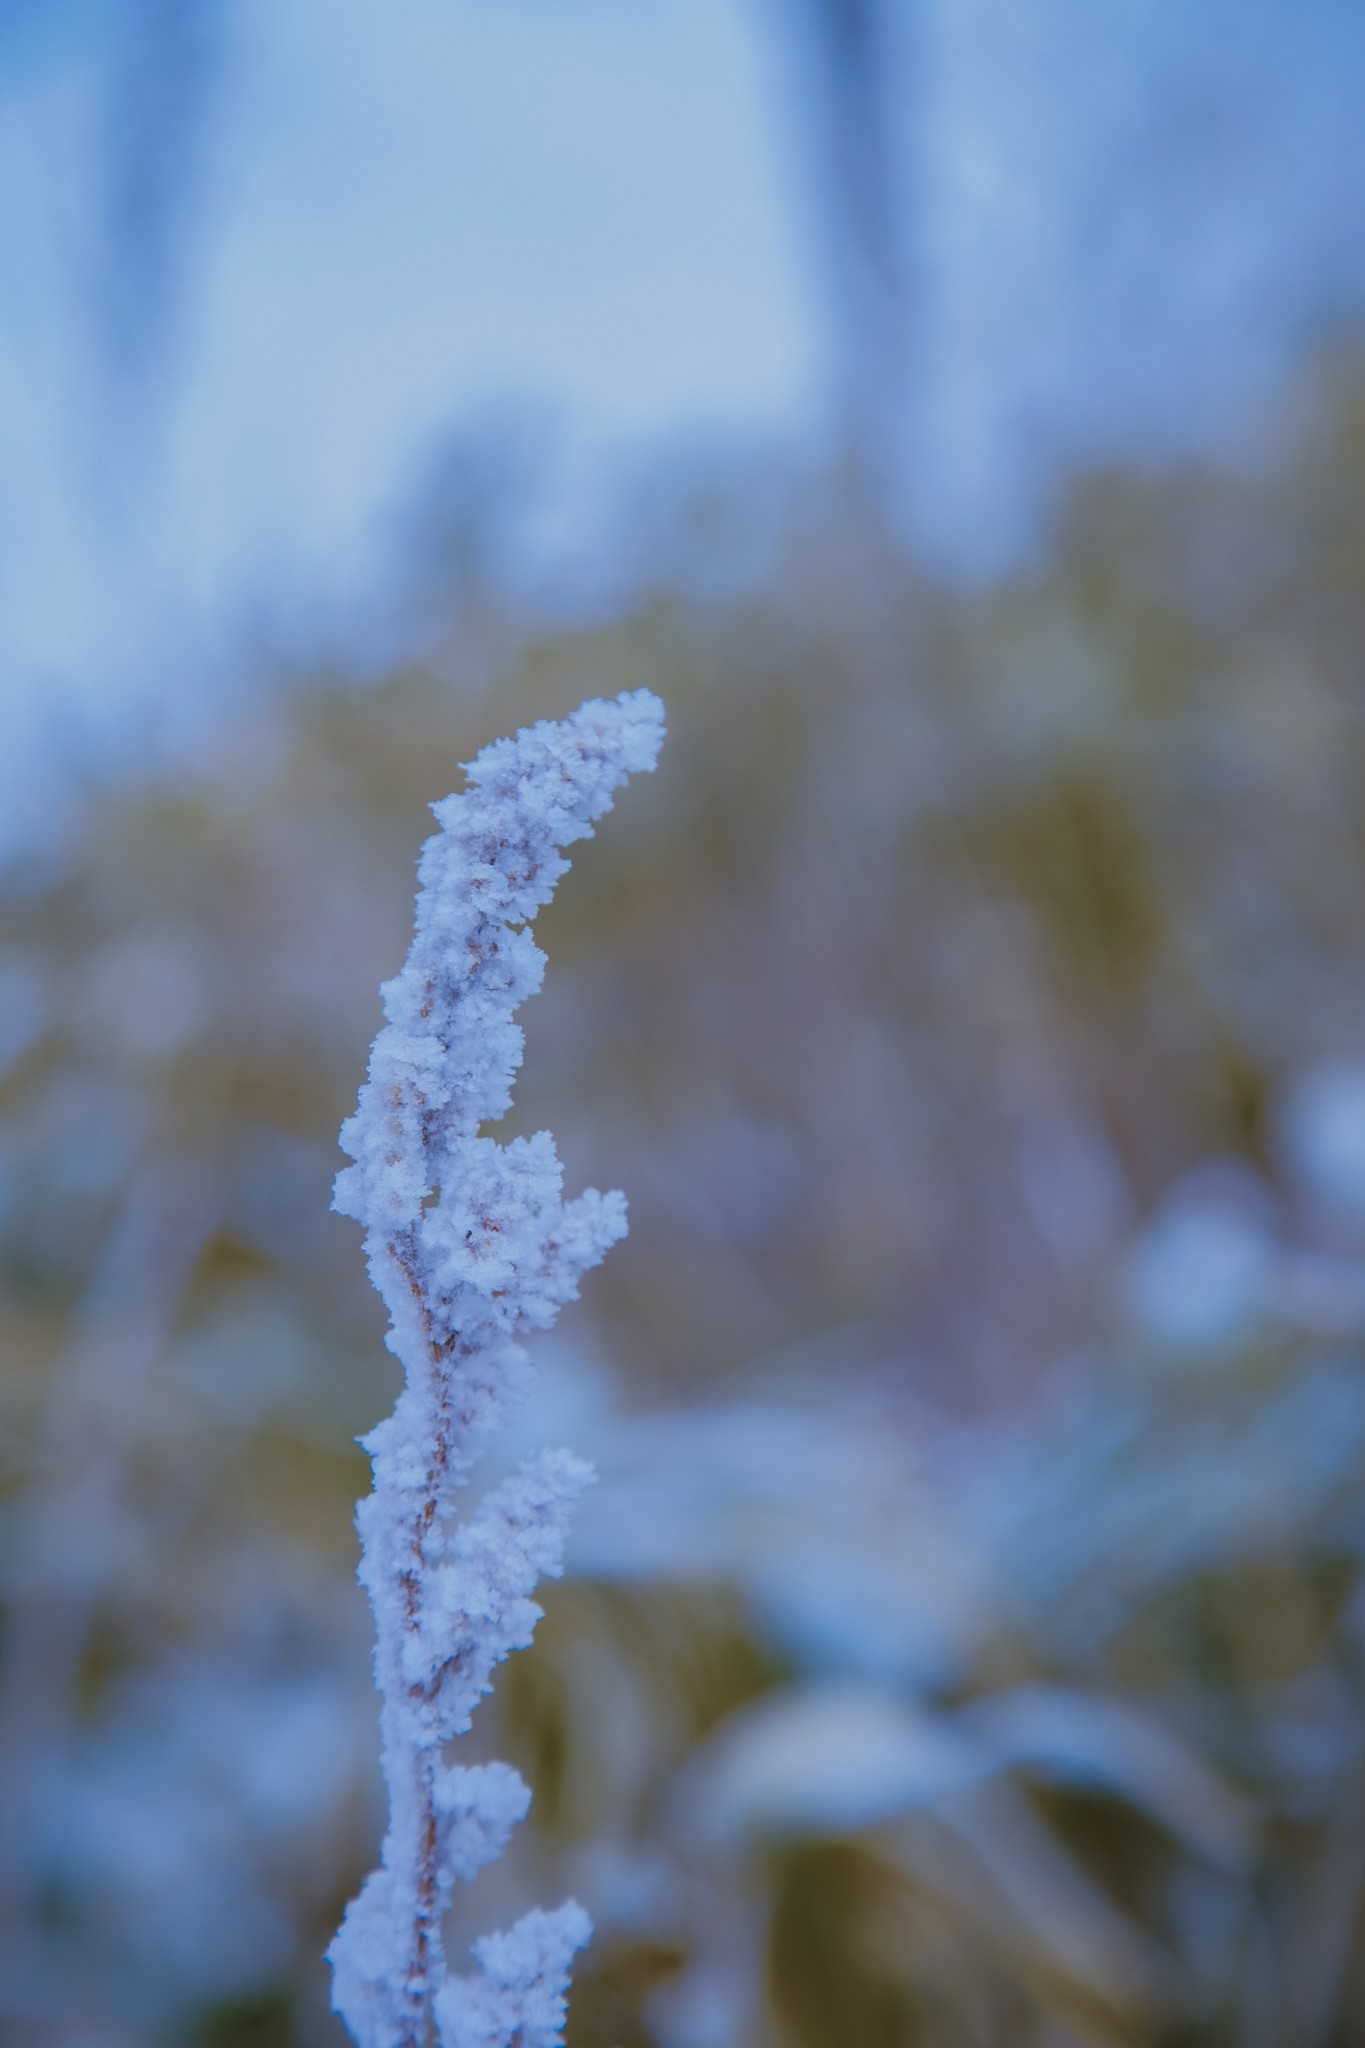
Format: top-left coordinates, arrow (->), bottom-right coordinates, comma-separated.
329,693 -> 664,2047
5,369 -> 1365,2044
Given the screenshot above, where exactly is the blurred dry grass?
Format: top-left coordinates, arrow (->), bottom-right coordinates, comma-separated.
3,352 -> 1365,2043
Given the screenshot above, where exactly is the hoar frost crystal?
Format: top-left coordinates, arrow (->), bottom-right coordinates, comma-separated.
329,691 -> 665,2048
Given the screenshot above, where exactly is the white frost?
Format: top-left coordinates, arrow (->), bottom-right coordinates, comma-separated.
327,691 -> 664,2048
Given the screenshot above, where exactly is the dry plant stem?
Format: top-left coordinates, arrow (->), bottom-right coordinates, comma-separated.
394,1240 -> 452,2032
328,690 -> 664,2048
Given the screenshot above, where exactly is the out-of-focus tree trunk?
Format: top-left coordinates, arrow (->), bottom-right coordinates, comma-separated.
96,0 -> 227,382
783,0 -> 912,517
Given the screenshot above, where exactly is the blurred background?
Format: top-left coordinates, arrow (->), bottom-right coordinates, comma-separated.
5,2 -> 1365,2042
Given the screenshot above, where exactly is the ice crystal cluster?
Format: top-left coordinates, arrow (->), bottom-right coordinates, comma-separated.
328,690 -> 665,2048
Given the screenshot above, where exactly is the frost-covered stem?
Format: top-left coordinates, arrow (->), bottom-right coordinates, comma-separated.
329,692 -> 665,2048
381,1246 -> 454,2039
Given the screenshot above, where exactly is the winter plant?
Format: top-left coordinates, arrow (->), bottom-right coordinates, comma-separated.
327,690 -> 666,2048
